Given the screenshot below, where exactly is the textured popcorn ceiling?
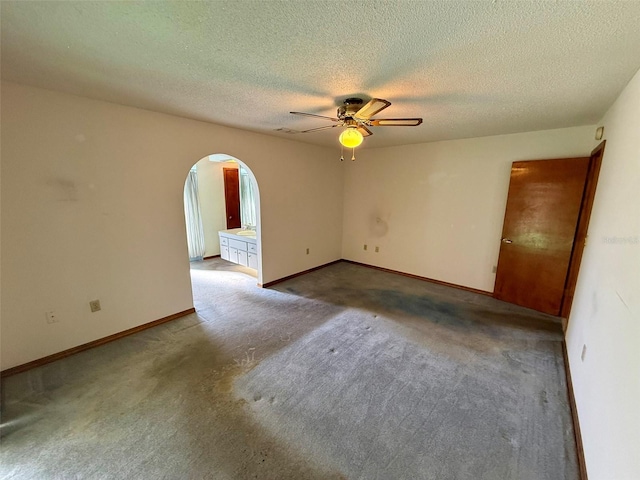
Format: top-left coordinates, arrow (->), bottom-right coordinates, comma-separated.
2,1 -> 640,148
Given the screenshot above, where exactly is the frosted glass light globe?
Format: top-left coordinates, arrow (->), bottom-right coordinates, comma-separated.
339,128 -> 364,148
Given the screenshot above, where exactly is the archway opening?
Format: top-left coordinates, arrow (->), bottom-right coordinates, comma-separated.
182,154 -> 262,308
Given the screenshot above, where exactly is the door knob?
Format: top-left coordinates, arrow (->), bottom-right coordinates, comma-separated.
501,238 -> 513,244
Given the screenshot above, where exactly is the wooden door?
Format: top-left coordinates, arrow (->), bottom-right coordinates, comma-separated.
223,168 -> 241,229
494,157 -> 590,315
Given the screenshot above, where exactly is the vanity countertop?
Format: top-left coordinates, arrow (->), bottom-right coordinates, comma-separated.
219,228 -> 257,243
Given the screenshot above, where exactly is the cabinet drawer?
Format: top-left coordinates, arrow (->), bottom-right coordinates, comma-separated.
220,236 -> 229,247
248,243 -> 257,254
229,239 -> 248,251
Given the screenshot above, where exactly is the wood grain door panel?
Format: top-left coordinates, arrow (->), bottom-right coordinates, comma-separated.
223,168 -> 241,229
494,157 -> 590,315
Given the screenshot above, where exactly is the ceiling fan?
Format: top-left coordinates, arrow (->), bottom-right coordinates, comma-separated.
290,97 -> 423,153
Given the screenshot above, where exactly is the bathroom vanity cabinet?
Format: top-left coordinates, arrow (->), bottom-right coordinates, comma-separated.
219,229 -> 258,270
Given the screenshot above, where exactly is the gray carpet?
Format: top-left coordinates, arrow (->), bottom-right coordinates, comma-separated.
1,259 -> 578,479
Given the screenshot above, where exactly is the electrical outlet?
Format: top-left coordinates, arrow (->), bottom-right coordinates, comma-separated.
306,248 -> 310,255
364,244 -> 367,251
45,311 -> 59,324
89,300 -> 101,313
375,246 -> 379,253
581,344 -> 587,362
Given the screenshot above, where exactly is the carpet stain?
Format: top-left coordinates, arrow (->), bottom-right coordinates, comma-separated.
215,364 -> 248,394
141,332 -> 347,479
372,288 -> 464,322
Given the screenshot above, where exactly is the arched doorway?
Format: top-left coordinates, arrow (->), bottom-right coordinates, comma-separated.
182,153 -> 262,286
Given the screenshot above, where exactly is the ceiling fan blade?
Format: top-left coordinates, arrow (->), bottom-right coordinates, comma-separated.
357,125 -> 373,137
300,124 -> 341,133
354,98 -> 391,120
290,111 -> 340,122
370,118 -> 423,126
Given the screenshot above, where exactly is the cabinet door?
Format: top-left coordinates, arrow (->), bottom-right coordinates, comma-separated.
221,245 -> 230,261
247,253 -> 258,270
229,247 -> 239,264
238,250 -> 248,267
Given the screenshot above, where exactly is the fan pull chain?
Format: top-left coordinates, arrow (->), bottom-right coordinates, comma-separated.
351,147 -> 356,161
340,144 -> 344,162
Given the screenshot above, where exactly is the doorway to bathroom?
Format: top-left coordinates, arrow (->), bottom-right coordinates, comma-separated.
183,154 -> 261,286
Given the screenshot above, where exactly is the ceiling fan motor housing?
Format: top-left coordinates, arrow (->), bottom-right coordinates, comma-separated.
338,98 -> 365,119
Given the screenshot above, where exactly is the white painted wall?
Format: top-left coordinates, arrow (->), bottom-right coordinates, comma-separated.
342,126 -> 595,292
566,69 -> 640,480
0,82 -> 343,370
194,158 -> 237,258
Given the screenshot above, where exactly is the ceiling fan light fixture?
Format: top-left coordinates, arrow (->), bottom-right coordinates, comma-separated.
339,127 -> 364,148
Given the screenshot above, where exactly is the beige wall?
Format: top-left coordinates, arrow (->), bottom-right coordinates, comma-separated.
0,82 -> 343,370
194,158 -> 237,258
342,126 -> 595,291
566,68 -> 640,479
